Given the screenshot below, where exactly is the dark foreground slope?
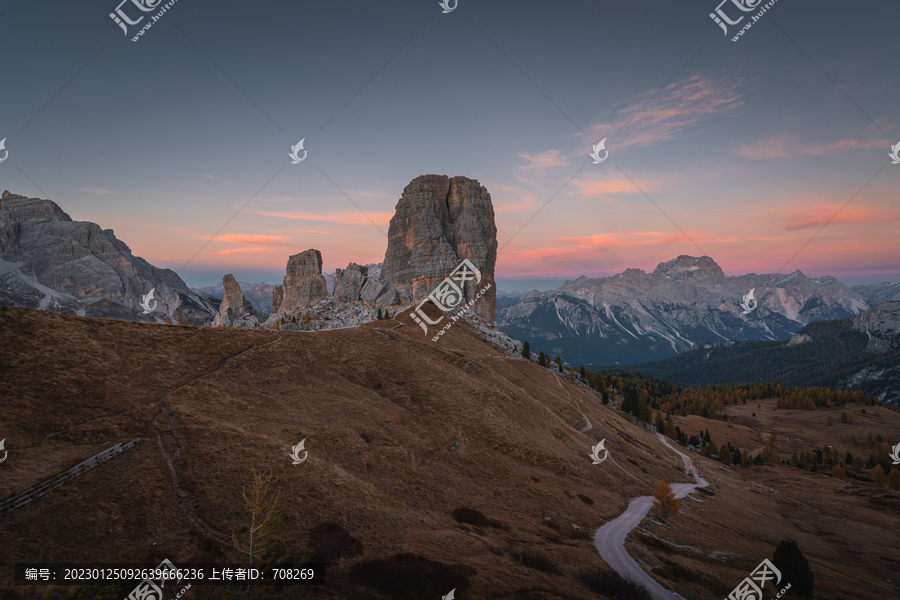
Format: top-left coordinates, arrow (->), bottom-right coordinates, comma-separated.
1,307 -> 898,600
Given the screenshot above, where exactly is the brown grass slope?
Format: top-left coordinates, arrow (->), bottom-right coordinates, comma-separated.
1,306 -> 899,600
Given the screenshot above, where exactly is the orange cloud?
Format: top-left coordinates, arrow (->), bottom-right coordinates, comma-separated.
216,247 -> 278,255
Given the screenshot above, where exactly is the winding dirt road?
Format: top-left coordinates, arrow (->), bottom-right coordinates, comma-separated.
593,432 -> 708,600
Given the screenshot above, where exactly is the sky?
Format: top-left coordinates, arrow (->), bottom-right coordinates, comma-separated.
2,0 -> 898,290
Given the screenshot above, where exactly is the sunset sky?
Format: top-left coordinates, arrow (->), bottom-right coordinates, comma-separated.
2,0 -> 898,289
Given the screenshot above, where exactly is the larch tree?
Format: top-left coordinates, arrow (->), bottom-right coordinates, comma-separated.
873,464 -> 886,486
652,481 -> 680,519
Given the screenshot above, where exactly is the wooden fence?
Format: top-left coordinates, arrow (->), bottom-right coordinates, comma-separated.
0,439 -> 142,513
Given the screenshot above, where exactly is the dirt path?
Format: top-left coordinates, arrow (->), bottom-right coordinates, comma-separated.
152,333 -> 283,546
593,433 -> 708,600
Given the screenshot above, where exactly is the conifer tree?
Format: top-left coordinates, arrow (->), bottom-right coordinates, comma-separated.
522,341 -> 531,360
652,481 -> 680,519
537,351 -> 546,366
873,464 -> 886,486
772,540 -> 814,597
887,468 -> 900,490
602,391 -> 610,405
831,464 -> 846,479
177,314 -> 184,325
377,308 -> 382,320
554,354 -> 563,370
229,470 -> 289,588
580,365 -> 586,379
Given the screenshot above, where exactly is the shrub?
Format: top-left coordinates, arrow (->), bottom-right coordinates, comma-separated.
580,569 -> 652,600
513,551 -> 560,575
452,508 -> 491,528
308,522 -> 362,562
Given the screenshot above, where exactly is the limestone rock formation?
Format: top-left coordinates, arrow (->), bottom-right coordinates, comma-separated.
272,249 -> 328,313
213,274 -> 265,328
0,191 -> 218,324
381,175 -> 497,322
853,301 -> 900,353
333,263 -> 369,302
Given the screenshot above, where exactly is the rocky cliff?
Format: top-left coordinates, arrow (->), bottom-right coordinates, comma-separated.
272,249 -> 328,313
381,175 -> 497,323
213,274 -> 265,328
853,300 -> 900,353
0,191 -> 217,324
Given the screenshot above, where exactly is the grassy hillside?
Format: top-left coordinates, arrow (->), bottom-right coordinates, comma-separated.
1,307 -> 899,600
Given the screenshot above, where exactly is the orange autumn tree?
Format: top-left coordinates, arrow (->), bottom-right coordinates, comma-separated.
652,481 -> 680,519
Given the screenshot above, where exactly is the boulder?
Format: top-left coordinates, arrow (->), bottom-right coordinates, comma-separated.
381,175 -> 497,322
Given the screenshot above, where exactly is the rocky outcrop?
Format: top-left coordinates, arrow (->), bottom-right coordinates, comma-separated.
853,301 -> 900,353
381,175 -> 497,323
193,280 -> 275,314
0,191 -> 218,324
333,263 -> 369,302
273,250 -> 328,313
786,332 -> 813,347
213,274 -> 264,328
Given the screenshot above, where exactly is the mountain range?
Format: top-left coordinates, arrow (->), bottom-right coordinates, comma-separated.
0,191 -> 217,324
497,255 -> 887,367
624,301 -> 900,406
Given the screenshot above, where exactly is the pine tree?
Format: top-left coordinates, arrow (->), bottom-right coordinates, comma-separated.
790,452 -> 800,468
873,464 -> 886,486
840,412 -> 848,424
652,481 -> 680,519
887,468 -> 900,490
831,464 -> 846,479
522,341 -> 531,360
385,309 -> 391,319
772,540 -> 814,597
554,354 -> 563,371
229,470 -> 289,589
602,391 -> 610,405
702,407 -> 709,418
177,314 -> 184,325
377,308 -> 383,320
537,351 -> 546,366
732,447 -> 743,466
274,321 -> 280,330
580,365 -> 586,379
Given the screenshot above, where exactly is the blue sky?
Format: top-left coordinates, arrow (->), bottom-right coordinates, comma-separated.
2,0 -> 898,290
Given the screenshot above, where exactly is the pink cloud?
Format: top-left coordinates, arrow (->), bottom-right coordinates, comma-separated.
517,149 -> 570,173
586,73 -> 746,151
736,135 -> 892,159
244,209 -> 393,227
215,234 -> 292,245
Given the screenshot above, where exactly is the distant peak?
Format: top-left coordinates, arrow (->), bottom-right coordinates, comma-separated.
652,255 -> 724,279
